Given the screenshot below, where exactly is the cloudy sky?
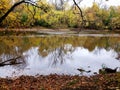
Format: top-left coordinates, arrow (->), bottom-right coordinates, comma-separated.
76,0 -> 120,7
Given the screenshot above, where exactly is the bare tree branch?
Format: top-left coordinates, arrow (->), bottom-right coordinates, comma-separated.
73,0 -> 84,22
73,0 -> 85,32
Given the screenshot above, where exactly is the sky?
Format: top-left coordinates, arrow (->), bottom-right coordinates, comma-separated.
75,0 -> 120,7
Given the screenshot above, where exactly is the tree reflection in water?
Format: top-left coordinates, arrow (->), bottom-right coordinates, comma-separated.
50,47 -> 65,66
48,44 -> 75,66
0,46 -> 27,69
0,36 -> 120,77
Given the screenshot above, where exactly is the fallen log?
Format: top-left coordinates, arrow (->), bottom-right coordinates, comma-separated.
99,67 -> 119,74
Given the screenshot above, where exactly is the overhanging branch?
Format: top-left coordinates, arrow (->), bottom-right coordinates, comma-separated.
0,0 -> 49,25
0,0 -> 25,24
73,0 -> 84,21
73,0 -> 86,32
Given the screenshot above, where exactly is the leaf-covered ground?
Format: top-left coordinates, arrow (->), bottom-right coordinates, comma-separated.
0,73 -> 120,90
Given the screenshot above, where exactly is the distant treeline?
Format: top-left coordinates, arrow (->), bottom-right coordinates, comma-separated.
0,0 -> 120,30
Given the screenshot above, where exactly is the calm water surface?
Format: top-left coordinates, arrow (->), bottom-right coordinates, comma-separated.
0,35 -> 120,78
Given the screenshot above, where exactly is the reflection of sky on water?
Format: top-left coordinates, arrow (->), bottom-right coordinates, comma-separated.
0,45 -> 120,78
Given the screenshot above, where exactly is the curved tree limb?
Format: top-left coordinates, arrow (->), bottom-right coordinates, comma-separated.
0,0 -> 25,24
0,0 -> 49,25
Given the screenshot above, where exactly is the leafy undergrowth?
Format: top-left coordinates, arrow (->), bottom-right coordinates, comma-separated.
0,73 -> 120,90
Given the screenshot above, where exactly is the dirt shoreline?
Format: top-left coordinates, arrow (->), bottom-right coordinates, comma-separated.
0,28 -> 120,36
0,27 -> 120,32
0,74 -> 120,90
0,28 -> 71,32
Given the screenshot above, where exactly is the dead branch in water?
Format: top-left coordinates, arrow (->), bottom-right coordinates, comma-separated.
0,56 -> 23,67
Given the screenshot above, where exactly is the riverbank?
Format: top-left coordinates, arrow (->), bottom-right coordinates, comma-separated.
0,28 -> 120,36
0,73 -> 120,90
